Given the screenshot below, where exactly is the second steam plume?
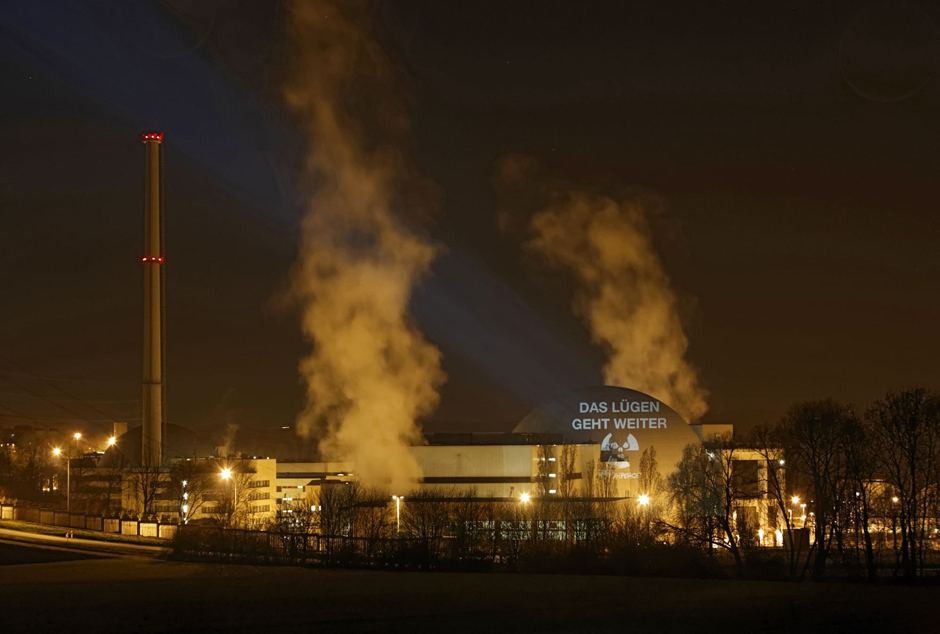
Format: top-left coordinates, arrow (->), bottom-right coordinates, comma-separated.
498,157 -> 708,422
283,0 -> 444,493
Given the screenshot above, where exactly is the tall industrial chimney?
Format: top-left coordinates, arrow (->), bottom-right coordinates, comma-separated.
141,132 -> 166,467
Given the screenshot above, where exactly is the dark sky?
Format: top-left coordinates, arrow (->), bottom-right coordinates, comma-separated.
2,1 -> 939,441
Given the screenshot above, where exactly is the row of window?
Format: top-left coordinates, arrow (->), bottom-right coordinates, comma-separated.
248,492 -> 270,501
248,480 -> 270,488
193,505 -> 274,515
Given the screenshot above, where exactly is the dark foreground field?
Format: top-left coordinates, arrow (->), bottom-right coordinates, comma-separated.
1,545 -> 938,633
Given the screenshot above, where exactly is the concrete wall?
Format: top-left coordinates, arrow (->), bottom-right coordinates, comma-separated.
0,502 -> 208,541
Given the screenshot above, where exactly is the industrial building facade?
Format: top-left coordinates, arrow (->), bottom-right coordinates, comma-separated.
56,386 -> 778,541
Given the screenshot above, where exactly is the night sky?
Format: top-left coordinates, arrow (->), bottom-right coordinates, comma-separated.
2,1 -> 939,441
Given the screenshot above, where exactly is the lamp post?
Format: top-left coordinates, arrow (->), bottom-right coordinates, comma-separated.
518,492 -> 532,540
220,468 -> 236,524
72,433 -> 81,514
52,432 -> 81,514
789,495 -> 800,527
52,447 -> 69,513
392,495 -> 403,537
638,494 -> 652,538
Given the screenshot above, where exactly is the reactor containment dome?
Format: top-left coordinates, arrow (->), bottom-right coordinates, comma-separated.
514,386 -> 703,479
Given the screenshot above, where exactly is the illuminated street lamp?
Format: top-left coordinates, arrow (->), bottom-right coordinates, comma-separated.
52,446 -> 71,513
791,496 -> 800,505
73,432 -> 82,441
519,492 -> 530,504
637,494 -> 650,506
392,495 -> 404,537
108,436 -> 117,447
220,468 -> 237,521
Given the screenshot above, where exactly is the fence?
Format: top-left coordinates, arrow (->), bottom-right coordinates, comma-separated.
172,524 -> 462,568
0,503 -> 176,540
170,523 -> 577,571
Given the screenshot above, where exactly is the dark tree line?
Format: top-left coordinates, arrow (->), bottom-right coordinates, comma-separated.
753,388 -> 940,580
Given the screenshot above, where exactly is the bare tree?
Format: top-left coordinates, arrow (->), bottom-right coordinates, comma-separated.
557,444 -> 578,544
842,413 -> 880,579
129,463 -> 163,517
100,453 -> 130,516
778,399 -> 855,580
208,463 -> 255,528
666,439 -> 746,577
168,460 -> 212,524
354,487 -> 392,558
2,433 -> 55,501
866,388 -> 940,578
750,424 -> 804,577
451,487 -> 486,562
637,446 -> 664,541
401,488 -> 452,565
570,458 -> 605,547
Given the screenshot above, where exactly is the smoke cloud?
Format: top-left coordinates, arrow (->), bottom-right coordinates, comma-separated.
497,157 -> 708,422
283,0 -> 444,492
216,422 -> 238,458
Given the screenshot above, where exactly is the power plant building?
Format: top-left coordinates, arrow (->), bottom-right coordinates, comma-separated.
268,386 -> 776,534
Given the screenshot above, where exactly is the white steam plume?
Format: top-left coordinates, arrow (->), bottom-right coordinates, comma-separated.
498,157 -> 708,422
283,0 -> 444,493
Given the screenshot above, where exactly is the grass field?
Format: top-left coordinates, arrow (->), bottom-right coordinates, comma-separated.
0,541 -> 102,566
0,550 -> 939,633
